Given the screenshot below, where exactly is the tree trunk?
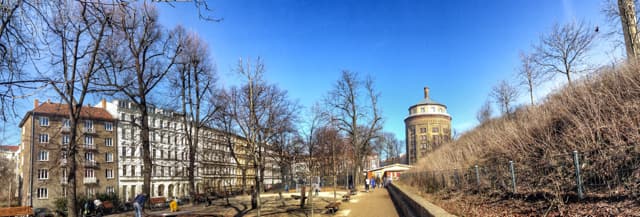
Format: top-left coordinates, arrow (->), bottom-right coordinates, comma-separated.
66,118 -> 78,217
138,101 -> 152,207
619,0 -> 640,61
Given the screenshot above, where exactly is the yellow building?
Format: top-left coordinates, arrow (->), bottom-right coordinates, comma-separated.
405,87 -> 452,165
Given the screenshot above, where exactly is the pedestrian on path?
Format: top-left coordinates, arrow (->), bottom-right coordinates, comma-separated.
365,178 -> 370,192
133,193 -> 147,217
371,178 -> 376,191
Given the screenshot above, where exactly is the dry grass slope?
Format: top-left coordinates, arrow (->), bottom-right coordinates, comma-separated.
409,62 -> 640,203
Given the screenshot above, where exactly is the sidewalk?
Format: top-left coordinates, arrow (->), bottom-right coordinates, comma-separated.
338,187 -> 399,217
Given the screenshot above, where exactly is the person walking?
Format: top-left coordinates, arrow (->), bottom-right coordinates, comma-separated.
365,178 -> 370,192
133,193 -> 147,217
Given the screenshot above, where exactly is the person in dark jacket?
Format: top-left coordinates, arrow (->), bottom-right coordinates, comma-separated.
133,193 -> 147,217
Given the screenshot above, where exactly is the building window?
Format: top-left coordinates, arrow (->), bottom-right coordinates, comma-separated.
85,135 -> 94,145
85,152 -> 94,161
106,169 -> 114,179
106,153 -> 113,162
120,113 -> 125,121
420,107 -> 425,113
85,120 -> 93,130
420,128 -> 426,133
63,119 -> 70,128
420,135 -> 427,141
130,165 -> 135,177
38,150 -> 49,161
431,107 -> 436,112
38,169 -> 48,180
122,147 -> 127,157
39,117 -> 49,126
37,188 -> 48,199
62,186 -> 67,197
122,165 -> 127,177
86,187 -> 95,197
432,127 -> 440,133
85,169 -> 95,178
105,122 -> 113,131
105,138 -> 113,147
153,149 -> 156,159
39,134 -> 49,143
62,135 -> 70,145
130,147 -> 135,156
106,186 -> 115,193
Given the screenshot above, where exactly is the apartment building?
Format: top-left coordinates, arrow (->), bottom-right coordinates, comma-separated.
19,100 -> 117,208
103,100 -> 269,200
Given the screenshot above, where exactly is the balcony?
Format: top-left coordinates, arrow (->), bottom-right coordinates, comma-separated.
61,126 -> 70,132
84,128 -> 96,134
84,160 -> 98,168
84,145 -> 97,151
60,178 -> 68,185
83,177 -> 97,184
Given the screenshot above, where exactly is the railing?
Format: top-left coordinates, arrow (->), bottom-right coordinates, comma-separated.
83,177 -> 97,184
84,144 -> 97,151
84,160 -> 98,168
84,127 -> 95,133
60,159 -> 67,166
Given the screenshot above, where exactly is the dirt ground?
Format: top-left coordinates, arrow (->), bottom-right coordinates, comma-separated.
105,187 -> 400,217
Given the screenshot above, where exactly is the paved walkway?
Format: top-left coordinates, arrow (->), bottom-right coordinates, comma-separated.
338,188 -> 399,217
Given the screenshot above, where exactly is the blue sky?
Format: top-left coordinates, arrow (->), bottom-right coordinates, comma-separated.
154,0 -> 614,140
1,0 -> 620,149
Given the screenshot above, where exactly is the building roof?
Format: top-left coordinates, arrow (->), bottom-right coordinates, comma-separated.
0,145 -> 19,152
19,102 -> 114,127
414,97 -> 445,107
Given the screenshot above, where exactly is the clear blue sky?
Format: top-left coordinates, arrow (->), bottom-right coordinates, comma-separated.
1,0 -> 618,149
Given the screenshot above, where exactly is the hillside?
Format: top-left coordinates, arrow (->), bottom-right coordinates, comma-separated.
403,63 -> 640,216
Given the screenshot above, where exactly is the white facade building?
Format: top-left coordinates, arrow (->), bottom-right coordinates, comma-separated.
102,100 -> 279,200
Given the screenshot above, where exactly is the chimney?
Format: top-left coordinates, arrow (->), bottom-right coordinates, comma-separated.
101,99 -> 107,109
47,99 -> 51,103
34,99 -> 39,108
423,87 -> 430,99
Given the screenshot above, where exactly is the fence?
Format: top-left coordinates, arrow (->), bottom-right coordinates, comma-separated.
402,148 -> 640,202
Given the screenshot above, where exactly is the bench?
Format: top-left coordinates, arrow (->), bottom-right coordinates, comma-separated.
349,189 -> 358,195
147,210 -> 193,217
342,194 -> 351,201
150,197 -> 167,210
0,206 -> 33,217
325,202 -> 341,214
102,201 -> 114,214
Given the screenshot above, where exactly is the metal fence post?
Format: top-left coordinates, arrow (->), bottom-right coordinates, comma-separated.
474,165 -> 480,190
573,150 -> 584,200
509,160 -> 516,194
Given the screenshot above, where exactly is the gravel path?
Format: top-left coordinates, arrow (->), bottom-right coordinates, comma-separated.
339,188 -> 399,217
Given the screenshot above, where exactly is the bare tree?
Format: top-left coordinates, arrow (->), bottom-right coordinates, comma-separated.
603,0 -> 640,60
213,93 -> 252,195
0,155 -> 16,206
325,70 -> 382,192
221,57 -> 298,216
169,27 -> 218,204
37,1 -> 111,216
490,80 -> 519,116
95,2 -> 183,201
373,132 -> 401,162
476,99 -> 493,123
517,52 -> 545,105
0,0 -> 47,121
534,21 -> 597,85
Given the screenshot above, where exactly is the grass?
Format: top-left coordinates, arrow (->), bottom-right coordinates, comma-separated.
405,62 -> 640,210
